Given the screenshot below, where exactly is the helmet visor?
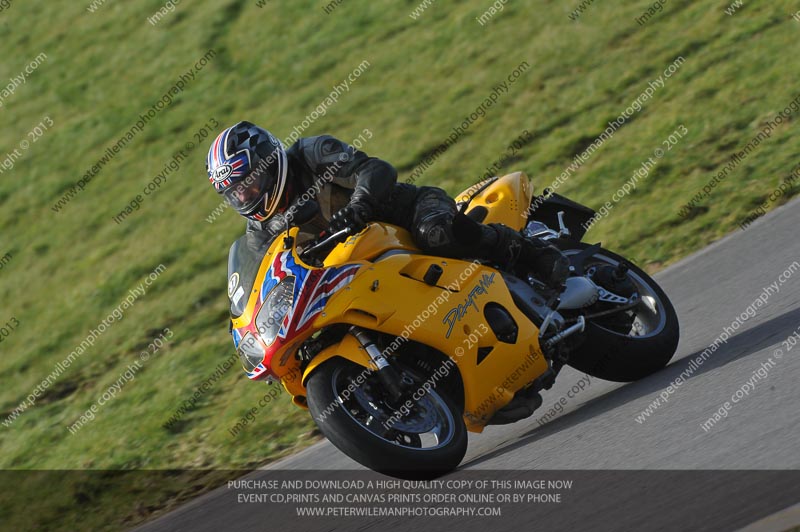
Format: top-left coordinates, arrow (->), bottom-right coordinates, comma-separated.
222,174 -> 269,214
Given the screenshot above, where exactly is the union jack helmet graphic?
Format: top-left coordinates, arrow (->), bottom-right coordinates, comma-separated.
206,121 -> 288,221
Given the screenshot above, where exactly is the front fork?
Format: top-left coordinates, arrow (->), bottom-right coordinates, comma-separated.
350,327 -> 410,403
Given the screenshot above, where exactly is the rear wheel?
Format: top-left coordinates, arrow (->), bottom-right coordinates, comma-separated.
306,358 -> 467,479
556,242 -> 680,382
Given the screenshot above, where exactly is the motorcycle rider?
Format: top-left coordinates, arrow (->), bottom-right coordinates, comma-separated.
206,121 -> 569,288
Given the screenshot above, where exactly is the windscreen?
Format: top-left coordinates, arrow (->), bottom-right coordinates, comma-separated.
227,229 -> 279,317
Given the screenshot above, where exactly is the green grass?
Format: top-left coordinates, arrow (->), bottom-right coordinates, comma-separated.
1,0 -> 799,529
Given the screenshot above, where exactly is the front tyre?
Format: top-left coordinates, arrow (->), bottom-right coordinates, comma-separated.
306,358 -> 467,479
556,242 -> 680,382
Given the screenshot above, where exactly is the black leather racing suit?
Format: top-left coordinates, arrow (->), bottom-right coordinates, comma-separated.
245,135 -> 460,253
245,135 -> 568,286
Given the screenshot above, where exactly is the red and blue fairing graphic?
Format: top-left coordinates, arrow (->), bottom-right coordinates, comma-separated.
232,250 -> 361,380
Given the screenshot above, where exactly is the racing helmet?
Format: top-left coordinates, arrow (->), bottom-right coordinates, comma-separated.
206,121 -> 288,221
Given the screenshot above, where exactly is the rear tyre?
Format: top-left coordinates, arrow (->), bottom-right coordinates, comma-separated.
306,358 -> 467,479
555,242 -> 680,382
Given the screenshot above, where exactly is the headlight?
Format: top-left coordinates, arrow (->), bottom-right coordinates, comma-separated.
237,332 -> 266,372
255,277 -> 295,346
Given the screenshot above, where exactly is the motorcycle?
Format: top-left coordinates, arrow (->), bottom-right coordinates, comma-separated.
226,172 -> 679,477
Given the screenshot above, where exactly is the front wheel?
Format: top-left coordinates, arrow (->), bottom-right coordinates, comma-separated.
306,358 -> 467,479
555,241 -> 680,382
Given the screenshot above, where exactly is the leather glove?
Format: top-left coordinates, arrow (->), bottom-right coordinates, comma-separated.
329,203 -> 369,234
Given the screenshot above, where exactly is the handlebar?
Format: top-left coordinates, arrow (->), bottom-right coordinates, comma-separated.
299,227 -> 353,262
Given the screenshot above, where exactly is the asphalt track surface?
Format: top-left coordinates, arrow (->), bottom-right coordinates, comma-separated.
136,198 -> 800,532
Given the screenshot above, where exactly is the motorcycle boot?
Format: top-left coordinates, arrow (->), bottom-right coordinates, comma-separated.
452,213 -> 569,290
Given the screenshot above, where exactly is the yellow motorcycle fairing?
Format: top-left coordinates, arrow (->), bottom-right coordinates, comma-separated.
236,171 -> 547,432
306,251 -> 548,432
456,171 -> 533,231
323,224 -> 418,266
